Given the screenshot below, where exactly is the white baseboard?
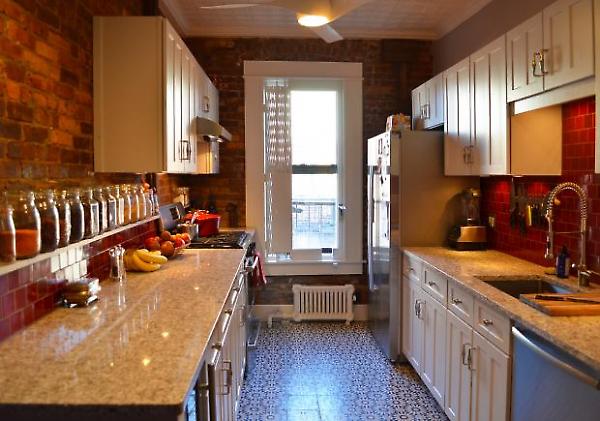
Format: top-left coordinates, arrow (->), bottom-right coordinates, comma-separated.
251,304 -> 368,322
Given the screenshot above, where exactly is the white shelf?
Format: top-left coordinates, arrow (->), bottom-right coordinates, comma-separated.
0,216 -> 159,277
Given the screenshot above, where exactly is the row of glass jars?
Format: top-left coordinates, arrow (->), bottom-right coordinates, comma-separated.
0,185 -> 160,263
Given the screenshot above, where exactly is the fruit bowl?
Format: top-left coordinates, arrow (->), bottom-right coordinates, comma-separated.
170,242 -> 190,259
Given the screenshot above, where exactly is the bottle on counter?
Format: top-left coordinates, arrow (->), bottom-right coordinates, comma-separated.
112,185 -> 125,227
144,189 -> 153,218
68,189 -> 85,243
54,189 -> 71,248
136,185 -> 147,220
129,184 -> 140,222
120,184 -> 132,225
103,187 -> 117,230
10,191 -> 41,259
556,245 -> 571,278
0,200 -> 16,263
151,188 -> 160,215
93,187 -> 108,233
81,188 -> 100,239
36,189 -> 60,253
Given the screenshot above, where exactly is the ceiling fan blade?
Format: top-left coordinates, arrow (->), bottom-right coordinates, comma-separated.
200,3 -> 259,9
310,24 -> 343,43
329,0 -> 374,21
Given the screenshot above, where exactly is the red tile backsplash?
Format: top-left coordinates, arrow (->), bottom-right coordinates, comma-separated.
481,97 -> 599,279
0,219 -> 158,342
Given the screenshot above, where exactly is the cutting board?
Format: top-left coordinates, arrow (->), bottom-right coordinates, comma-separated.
520,293 -> 600,316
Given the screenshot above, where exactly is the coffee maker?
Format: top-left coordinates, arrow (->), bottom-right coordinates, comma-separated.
448,188 -> 487,250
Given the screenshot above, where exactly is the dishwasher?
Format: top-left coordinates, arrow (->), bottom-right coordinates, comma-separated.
512,327 -> 600,421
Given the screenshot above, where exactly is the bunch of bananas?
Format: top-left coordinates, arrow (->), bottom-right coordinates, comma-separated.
124,249 -> 168,272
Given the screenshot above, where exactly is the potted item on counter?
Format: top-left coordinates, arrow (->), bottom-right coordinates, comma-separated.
0,203 -> 16,263
10,191 -> 41,259
93,187 -> 108,233
55,189 -> 71,248
81,188 -> 100,239
185,210 -> 221,237
36,189 -> 59,253
68,189 -> 85,243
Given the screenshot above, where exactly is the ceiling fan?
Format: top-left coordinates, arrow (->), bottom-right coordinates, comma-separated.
199,0 -> 374,43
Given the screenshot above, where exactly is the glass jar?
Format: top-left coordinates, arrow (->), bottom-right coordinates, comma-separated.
136,185 -> 147,220
113,185 -> 125,226
10,191 -> 41,259
152,188 -> 160,215
68,189 -> 85,243
103,187 -> 117,230
129,185 -> 140,223
144,190 -> 153,218
0,204 -> 16,263
55,189 -> 71,248
81,188 -> 100,239
120,184 -> 132,225
36,189 -> 59,253
93,187 -> 108,233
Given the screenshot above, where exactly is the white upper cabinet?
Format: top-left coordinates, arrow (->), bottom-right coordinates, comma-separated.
444,58 -> 472,176
94,17 -> 214,174
470,35 -> 509,175
506,13 -> 544,102
506,0 -> 594,102
543,0 -> 594,89
411,73 -> 444,130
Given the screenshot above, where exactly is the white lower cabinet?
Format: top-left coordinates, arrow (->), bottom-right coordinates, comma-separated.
402,255 -> 511,421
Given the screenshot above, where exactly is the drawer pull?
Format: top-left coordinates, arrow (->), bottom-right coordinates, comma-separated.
409,267 -> 415,273
482,318 -> 493,326
224,309 -> 233,315
427,281 -> 437,287
452,298 -> 463,305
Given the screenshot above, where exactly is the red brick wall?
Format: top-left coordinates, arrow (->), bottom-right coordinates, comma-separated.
481,97 -> 599,278
0,0 -> 144,187
177,38 -> 433,228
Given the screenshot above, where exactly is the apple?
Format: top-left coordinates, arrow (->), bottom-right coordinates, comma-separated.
161,241 -> 175,257
144,237 -> 161,251
181,233 -> 191,244
174,237 -> 185,248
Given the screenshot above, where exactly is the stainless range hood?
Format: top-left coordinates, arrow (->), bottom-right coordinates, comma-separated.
195,116 -> 231,143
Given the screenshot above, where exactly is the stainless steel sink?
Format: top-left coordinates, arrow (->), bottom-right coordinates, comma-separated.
477,275 -> 575,299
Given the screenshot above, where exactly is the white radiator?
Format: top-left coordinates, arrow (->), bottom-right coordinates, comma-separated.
292,284 -> 355,324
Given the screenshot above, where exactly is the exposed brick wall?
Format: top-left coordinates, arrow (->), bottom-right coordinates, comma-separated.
481,97 -> 599,282
0,0 -> 144,188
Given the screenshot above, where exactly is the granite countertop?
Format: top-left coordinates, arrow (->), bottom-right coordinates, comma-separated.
0,248 -> 245,416
404,247 -> 600,374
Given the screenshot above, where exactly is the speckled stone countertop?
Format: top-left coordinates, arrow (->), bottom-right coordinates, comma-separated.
404,247 -> 600,374
0,248 -> 245,420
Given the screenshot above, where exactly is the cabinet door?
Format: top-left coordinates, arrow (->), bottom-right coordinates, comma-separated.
444,58 -> 472,176
506,13 -> 544,102
186,62 -> 199,173
471,35 -> 508,175
402,276 -> 415,362
411,87 -> 423,130
164,22 -> 184,173
207,79 -> 219,122
471,331 -> 509,421
404,277 -> 424,373
181,47 -> 192,170
543,0 -> 594,90
422,293 -> 447,407
424,73 -> 444,129
445,311 -> 472,421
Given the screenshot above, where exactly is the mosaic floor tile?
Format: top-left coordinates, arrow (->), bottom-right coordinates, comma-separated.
237,321 -> 448,421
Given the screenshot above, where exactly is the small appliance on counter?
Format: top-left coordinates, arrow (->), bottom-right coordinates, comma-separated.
62,277 -> 100,307
448,187 -> 487,250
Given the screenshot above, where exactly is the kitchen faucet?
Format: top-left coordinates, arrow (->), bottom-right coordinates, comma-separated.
544,182 -> 590,287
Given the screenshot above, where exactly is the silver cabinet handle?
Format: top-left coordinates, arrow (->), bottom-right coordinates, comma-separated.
427,281 -> 437,287
222,360 -> 233,395
482,318 -> 493,326
461,343 -> 474,370
452,298 -> 463,305
532,50 -> 549,77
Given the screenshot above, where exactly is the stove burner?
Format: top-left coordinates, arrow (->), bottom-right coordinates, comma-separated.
189,231 -> 248,249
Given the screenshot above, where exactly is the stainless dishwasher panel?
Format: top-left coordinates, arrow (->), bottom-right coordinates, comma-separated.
512,327 -> 600,421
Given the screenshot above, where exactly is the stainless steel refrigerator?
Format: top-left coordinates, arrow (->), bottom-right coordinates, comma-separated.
367,129 -> 477,361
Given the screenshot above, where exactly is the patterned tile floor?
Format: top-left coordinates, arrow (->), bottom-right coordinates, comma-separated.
237,321 -> 448,421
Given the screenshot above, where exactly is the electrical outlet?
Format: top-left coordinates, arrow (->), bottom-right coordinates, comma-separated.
488,215 -> 496,229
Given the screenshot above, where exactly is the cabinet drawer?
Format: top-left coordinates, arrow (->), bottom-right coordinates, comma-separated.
402,253 -> 422,283
448,280 -> 474,325
422,264 -> 447,305
473,299 -> 511,354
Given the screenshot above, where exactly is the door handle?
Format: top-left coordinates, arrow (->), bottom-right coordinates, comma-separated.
338,204 -> 347,214
222,360 -> 233,395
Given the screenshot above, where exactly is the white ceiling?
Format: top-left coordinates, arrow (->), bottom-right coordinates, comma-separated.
160,0 -> 493,40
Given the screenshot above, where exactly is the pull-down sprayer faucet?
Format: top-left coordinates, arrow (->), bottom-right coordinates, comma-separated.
544,182 -> 590,287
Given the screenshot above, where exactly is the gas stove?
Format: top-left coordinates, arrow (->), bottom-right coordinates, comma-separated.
189,231 -> 248,249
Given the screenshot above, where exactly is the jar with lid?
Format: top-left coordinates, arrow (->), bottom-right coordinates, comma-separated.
93,187 -> 108,233
112,185 -> 125,226
136,185 -> 147,220
129,185 -> 140,222
68,189 -> 85,243
0,202 -> 16,263
81,188 -> 100,239
151,188 -> 160,215
54,189 -> 71,248
10,191 -> 41,259
36,189 -> 60,253
120,184 -> 132,225
144,189 -> 153,217
103,187 -> 117,230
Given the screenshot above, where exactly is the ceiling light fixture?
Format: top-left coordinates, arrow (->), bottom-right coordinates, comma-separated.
297,13 -> 330,27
